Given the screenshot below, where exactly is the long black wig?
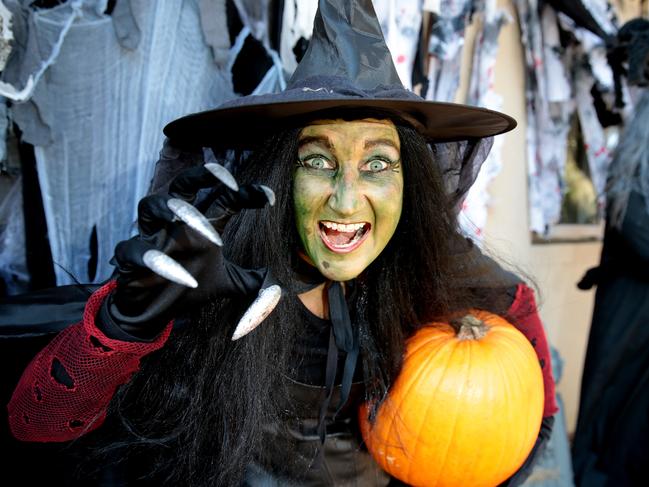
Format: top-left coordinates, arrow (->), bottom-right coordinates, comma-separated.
88,119 -> 517,486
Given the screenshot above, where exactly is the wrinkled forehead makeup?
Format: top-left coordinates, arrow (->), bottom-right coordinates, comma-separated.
297,118 -> 402,153
295,106 -> 417,135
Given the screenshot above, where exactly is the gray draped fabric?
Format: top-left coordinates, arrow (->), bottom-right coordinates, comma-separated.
1,0 -> 234,285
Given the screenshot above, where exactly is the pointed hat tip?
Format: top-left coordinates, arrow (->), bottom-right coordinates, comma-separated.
288,0 -> 403,90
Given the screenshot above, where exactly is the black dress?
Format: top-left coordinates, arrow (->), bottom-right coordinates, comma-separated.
243,296 -> 392,486
573,190 -> 649,486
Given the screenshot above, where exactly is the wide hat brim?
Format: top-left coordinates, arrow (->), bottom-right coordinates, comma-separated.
163,80 -> 516,149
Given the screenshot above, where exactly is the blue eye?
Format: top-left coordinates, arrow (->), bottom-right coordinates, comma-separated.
364,159 -> 389,172
300,155 -> 334,170
309,157 -> 326,169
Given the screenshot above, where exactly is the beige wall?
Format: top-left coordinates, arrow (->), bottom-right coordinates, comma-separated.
479,1 -> 604,435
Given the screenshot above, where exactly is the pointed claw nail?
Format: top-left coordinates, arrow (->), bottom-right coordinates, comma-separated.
231,285 -> 282,340
204,162 -> 239,191
260,185 -> 276,206
142,250 -> 198,288
167,198 -> 223,246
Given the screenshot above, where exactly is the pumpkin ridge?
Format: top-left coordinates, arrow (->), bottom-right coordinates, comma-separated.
399,335 -> 458,484
467,324 -> 502,484
490,341 -> 516,484
429,338 -> 471,487
491,330 -> 540,482
403,326 -> 448,361
467,342 -> 494,485
379,339 -> 438,469
455,334 -> 498,486
508,344 -> 535,475
404,326 -> 451,360
499,330 -> 543,465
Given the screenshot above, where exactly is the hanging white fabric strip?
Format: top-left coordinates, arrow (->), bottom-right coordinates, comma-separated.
459,0 -> 510,242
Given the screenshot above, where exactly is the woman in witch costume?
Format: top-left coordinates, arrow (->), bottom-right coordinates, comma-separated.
8,1 -> 557,485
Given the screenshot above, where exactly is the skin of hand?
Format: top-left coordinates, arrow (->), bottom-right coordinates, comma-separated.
293,118 -> 404,283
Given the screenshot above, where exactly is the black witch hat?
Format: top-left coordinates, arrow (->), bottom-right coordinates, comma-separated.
163,0 -> 515,149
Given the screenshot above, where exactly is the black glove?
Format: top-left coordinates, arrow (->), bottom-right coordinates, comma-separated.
102,164 -> 277,339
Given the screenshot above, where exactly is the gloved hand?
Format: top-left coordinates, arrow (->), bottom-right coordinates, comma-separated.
103,163 -> 281,339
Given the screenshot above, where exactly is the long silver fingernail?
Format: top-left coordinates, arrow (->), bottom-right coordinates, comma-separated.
260,185 -> 276,206
231,285 -> 282,340
204,162 -> 239,191
142,250 -> 198,288
167,198 -> 223,246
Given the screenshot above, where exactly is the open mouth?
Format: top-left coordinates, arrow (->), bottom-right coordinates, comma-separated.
319,220 -> 370,253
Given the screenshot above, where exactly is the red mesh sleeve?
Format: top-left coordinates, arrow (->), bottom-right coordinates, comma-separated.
506,283 -> 559,417
7,281 -> 173,442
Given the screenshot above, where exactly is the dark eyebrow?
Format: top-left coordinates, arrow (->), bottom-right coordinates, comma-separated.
364,138 -> 399,151
298,135 -> 333,151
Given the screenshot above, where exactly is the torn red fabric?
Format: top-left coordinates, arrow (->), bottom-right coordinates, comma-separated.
7,281 -> 172,442
507,283 -> 559,417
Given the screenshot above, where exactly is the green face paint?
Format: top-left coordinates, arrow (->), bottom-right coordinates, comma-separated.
293,119 -> 404,281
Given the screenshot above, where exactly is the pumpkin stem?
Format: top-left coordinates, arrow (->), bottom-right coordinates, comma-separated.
450,315 -> 489,340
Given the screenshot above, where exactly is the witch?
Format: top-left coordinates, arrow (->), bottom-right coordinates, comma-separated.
7,1 -> 556,485
573,20 -> 649,483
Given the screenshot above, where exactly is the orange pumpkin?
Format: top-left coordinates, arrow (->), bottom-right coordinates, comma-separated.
359,310 -> 544,487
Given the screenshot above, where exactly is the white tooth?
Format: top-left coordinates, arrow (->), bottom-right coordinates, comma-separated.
322,221 -> 367,233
